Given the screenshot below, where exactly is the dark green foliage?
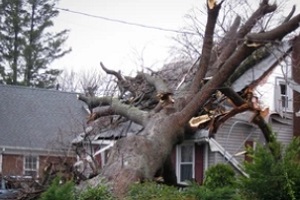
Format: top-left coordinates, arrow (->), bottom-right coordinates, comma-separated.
39,177 -> 75,200
78,185 -> 115,200
183,163 -> 240,200
0,0 -> 70,87
239,137 -> 300,200
184,184 -> 241,200
203,163 -> 236,190
126,182 -> 187,200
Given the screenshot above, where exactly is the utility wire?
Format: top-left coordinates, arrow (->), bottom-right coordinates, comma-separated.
55,7 -> 196,35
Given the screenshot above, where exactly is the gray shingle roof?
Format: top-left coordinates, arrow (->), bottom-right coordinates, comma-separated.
0,85 -> 87,151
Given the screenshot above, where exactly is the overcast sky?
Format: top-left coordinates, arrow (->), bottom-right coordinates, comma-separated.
51,0 -> 300,75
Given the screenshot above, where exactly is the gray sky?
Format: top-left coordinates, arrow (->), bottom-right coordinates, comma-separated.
51,0 -> 300,75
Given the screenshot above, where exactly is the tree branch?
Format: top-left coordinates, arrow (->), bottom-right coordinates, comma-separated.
237,0 -> 277,39
283,5 -> 296,23
218,87 -> 274,143
178,43 -> 257,126
212,1 -> 277,70
246,13 -> 300,43
100,62 -> 124,82
78,95 -> 149,126
190,0 -> 223,93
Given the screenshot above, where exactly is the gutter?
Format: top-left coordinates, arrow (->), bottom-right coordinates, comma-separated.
0,145 -> 75,157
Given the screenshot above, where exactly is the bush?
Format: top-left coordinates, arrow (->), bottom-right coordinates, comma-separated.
184,184 -> 241,200
126,182 -> 187,200
239,137 -> 300,200
39,177 -> 75,200
182,163 -> 241,200
78,185 -> 115,200
203,163 -> 236,190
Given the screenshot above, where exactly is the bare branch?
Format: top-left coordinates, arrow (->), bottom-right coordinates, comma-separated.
100,62 -> 125,82
190,0 -> 223,92
283,5 -> 296,23
246,13 -> 300,43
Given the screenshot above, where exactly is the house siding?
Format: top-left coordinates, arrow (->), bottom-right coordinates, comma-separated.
213,116 -> 261,164
270,117 -> 293,146
205,112 -> 293,173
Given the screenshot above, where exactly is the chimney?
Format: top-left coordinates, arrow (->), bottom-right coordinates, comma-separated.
292,35 -> 300,137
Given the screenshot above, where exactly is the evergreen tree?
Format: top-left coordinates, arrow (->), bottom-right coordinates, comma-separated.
0,0 -> 26,84
0,0 -> 70,87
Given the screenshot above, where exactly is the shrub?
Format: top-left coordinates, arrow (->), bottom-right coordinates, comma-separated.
78,185 -> 115,200
239,137 -> 300,200
39,177 -> 75,200
184,184 -> 241,200
203,163 -> 236,190
183,163 -> 241,200
126,181 -> 187,200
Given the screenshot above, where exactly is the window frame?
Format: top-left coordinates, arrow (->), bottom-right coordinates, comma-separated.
176,142 -> 195,184
275,77 -> 293,113
23,155 -> 39,178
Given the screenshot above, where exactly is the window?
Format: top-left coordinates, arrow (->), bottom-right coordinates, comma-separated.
24,155 -> 38,177
177,143 -> 195,183
280,83 -> 288,108
275,78 -> 292,113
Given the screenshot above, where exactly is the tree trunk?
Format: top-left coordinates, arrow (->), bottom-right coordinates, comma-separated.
99,114 -> 183,197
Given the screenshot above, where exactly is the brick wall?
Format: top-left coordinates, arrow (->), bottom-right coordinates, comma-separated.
2,154 -> 75,178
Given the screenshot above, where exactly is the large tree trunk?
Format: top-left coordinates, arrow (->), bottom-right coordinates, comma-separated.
100,114 -> 183,197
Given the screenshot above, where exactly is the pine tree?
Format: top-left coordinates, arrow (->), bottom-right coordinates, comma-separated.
0,0 -> 26,84
0,0 -> 70,87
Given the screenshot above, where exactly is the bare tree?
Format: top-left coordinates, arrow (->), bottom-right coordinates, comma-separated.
76,0 -> 300,198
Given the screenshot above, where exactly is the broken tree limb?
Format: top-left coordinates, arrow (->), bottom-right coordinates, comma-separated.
78,95 -> 149,126
219,87 -> 274,143
179,43 -> 258,127
190,0 -> 223,92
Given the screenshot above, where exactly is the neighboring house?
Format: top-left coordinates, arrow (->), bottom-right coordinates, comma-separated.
0,84 -> 87,179
73,41 -> 298,185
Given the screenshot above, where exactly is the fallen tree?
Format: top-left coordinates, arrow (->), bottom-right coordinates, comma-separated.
76,0 -> 300,198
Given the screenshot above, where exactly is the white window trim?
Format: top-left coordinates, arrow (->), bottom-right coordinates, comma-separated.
23,155 -> 39,178
0,153 -> 2,174
276,77 -> 293,113
176,143 -> 195,184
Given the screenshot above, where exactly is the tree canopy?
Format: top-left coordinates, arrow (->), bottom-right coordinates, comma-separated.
0,0 -> 70,88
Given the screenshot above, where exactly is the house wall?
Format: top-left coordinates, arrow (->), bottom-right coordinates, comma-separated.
270,117 -> 293,146
2,154 -> 75,178
206,113 -> 293,173
2,154 -> 23,176
212,116 -> 262,165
